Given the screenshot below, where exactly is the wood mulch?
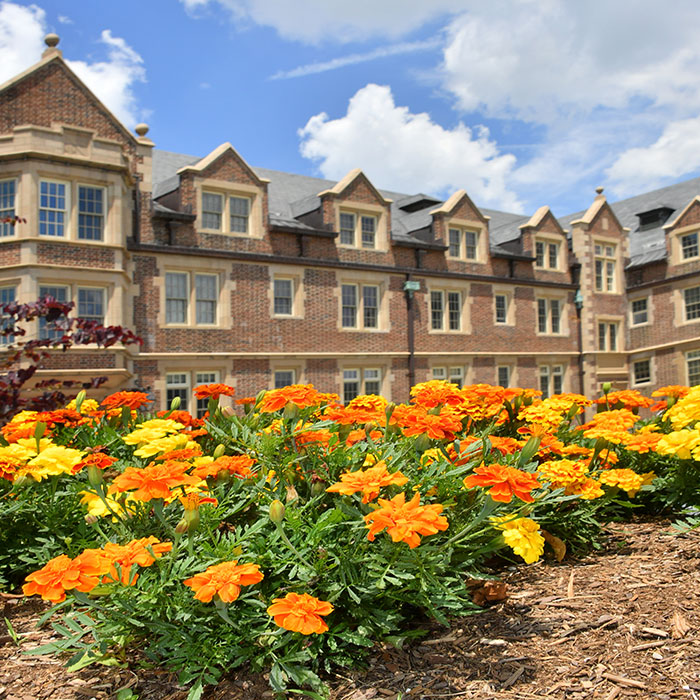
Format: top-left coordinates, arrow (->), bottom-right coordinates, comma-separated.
1,519 -> 699,700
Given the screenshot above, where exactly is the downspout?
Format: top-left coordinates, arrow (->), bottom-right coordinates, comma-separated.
404,275 -> 418,395
575,288 -> 585,395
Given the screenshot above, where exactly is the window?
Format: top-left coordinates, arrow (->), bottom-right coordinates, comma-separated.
630,298 -> 648,326
0,286 -> 15,345
447,227 -> 478,260
432,366 -> 464,386
632,359 -> 651,386
594,242 -> 616,292
77,288 -> 104,324
339,212 -> 377,249
165,272 -> 219,326
39,180 -> 67,237
535,240 -> 560,270
194,371 -> 220,418
274,369 -> 296,389
201,191 -> 251,235
39,285 -> 68,340
497,366 -> 510,388
495,294 -> 508,324
687,350 -> 700,386
273,278 -> 294,316
0,179 -> 16,237
537,298 -> 562,334
430,290 -> 462,331
539,365 -> 563,399
340,283 -> 380,329
681,232 -> 699,260
343,368 -> 381,403
684,286 -> 700,321
598,322 -> 619,351
77,186 -> 104,241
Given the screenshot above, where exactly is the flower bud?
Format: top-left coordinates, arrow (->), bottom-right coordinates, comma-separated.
310,480 -> 325,496
221,405 -> 235,418
269,499 -> 285,524
175,518 -> 189,535
285,484 -> 299,503
74,390 -> 86,413
183,508 -> 200,531
170,395 -> 181,411
602,382 -> 612,395
87,464 -> 104,488
213,444 -> 226,459
283,402 -> 299,421
85,514 -> 98,525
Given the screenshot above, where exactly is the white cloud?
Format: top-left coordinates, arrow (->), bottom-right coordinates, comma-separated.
58,14 -> 73,24
67,30 -> 146,128
606,117 -> 700,196
441,0 -> 700,123
0,1 -> 45,83
299,84 -> 521,211
180,0 -> 466,43
271,38 -> 440,80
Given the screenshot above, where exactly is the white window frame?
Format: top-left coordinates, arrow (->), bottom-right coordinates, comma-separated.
38,284 -> 69,340
0,285 -> 16,345
681,231 -> 700,261
194,370 -> 221,418
539,364 -> 564,399
536,297 -> 564,335
447,227 -> 479,261
0,178 -> 17,238
342,367 -> 382,403
631,358 -> 652,386
683,286 -> 700,323
273,368 -> 296,389
76,286 -> 105,325
597,321 -> 620,352
338,210 -> 378,250
272,277 -> 295,317
340,282 -> 381,331
534,238 -> 561,271
594,241 -> 617,293
497,365 -> 511,388
630,297 -> 649,327
39,179 -> 69,238
429,288 -> 465,333
164,271 -> 219,327
686,349 -> 700,386
200,189 -> 252,236
431,365 -> 465,386
77,184 -> 106,241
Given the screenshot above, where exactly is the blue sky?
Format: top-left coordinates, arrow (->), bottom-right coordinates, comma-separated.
2,0 -> 700,217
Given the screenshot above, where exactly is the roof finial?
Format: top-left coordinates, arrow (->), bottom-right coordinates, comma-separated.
42,33 -> 62,58
135,123 -> 150,137
595,186 -> 604,196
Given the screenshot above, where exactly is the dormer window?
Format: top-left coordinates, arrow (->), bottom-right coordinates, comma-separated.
447,227 -> 478,261
534,239 -> 560,270
681,232 -> 699,260
636,207 -> 674,231
339,211 -> 377,249
200,189 -> 253,236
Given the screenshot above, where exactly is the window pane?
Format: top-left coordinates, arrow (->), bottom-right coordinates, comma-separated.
448,229 -> 460,257
78,186 -> 104,240
431,291 -> 444,330
165,272 -> 188,324
595,260 -> 603,291
552,366 -> 563,394
432,367 -> 446,380
688,350 -> 700,385
166,373 -> 189,412
195,371 -> 219,417
361,216 -> 376,249
548,243 -> 558,269
364,368 -> 381,395
631,298 -> 648,325
495,294 -> 507,323
685,287 -> 700,320
362,285 -> 378,328
448,292 -> 461,330
0,286 -> 15,345
39,285 -> 68,340
535,241 -> 545,267
606,261 -> 615,291
464,231 -> 477,259
274,278 -> 293,316
274,370 -> 295,389
550,299 -> 560,334
609,323 -> 617,351
497,366 -> 510,387
539,366 -> 550,398
39,181 -> 66,237
682,233 -> 699,259
537,298 -> 547,333
202,192 -> 222,230
343,369 -> 359,403
78,288 -> 104,323
633,360 -> 651,384
230,196 -> 249,233
341,284 -> 357,328
598,322 -> 607,351
339,212 -> 355,245
448,366 -> 463,386
195,274 -> 217,325
0,180 -> 16,237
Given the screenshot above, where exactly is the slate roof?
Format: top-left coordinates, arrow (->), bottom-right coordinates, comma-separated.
151,150 -> 700,267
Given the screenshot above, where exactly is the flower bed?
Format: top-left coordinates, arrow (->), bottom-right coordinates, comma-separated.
0,382 -> 698,699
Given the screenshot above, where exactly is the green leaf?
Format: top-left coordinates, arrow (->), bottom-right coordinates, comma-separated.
186,681 -> 203,700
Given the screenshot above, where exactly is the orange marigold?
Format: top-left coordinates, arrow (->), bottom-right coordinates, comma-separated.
326,463 -> 408,503
652,385 -> 690,399
101,536 -> 172,585
192,455 -> 255,480
399,408 -> 463,441
595,390 -> 653,410
184,560 -> 264,603
154,447 -> 203,461
72,453 -> 118,474
101,391 -> 152,410
463,463 -> 540,503
155,410 -> 203,428
364,492 -> 448,548
193,383 -> 236,400
267,592 -> 333,634
259,384 -> 324,412
22,549 -> 109,603
109,461 -> 202,501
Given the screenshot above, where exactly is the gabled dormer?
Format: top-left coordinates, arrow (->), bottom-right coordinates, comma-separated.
518,205 -> 568,273
317,169 -> 392,252
430,189 -> 490,264
176,143 -> 270,240
663,196 -> 700,266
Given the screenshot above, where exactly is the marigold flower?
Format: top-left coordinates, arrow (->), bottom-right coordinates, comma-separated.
184,560 -> 264,603
155,410 -> 203,428
656,429 -> 700,460
72,453 -> 118,474
267,592 -> 333,634
22,549 -> 109,603
621,431 -> 663,454
25,445 -> 85,480
102,391 -> 152,410
193,383 -> 235,400
154,447 -> 203,461
192,454 -> 255,480
110,461 -> 202,501
101,537 -> 172,585
259,384 -> 325,412
491,516 -> 545,564
326,463 -> 408,503
537,459 -> 589,489
463,463 -> 540,503
398,408 -> 463,441
652,385 -> 690,399
598,468 -> 655,497
595,389 -> 653,410
364,492 -> 448,548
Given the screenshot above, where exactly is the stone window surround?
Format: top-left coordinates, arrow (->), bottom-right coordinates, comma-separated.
334,200 -> 389,252
157,362 -> 231,412
426,281 -> 471,335
335,270 -> 390,333
339,362 -> 390,402
535,293 -> 568,337
533,234 -> 564,271
668,222 -> 700,265
630,355 -> 653,387
196,177 -> 264,239
443,216 -> 487,264
593,237 -> 619,294
493,286 -> 515,326
629,295 -> 651,327
596,315 -> 624,352
268,265 -> 306,320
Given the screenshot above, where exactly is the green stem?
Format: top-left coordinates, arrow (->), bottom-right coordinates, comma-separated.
275,521 -> 312,569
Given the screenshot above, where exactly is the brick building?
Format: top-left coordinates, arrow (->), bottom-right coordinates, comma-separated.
1,36 -> 699,413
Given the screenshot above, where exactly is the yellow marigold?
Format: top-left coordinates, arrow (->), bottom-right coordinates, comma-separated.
491,516 -> 545,564
79,491 -> 135,520
123,419 -> 184,446
598,468 -> 655,497
347,394 -> 388,412
579,409 -> 639,443
572,477 -> 605,500
66,397 -> 100,414
25,445 -> 85,480
326,462 -> 408,503
664,386 -> 700,429
537,459 -> 589,489
133,434 -> 198,458
656,430 -> 700,460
